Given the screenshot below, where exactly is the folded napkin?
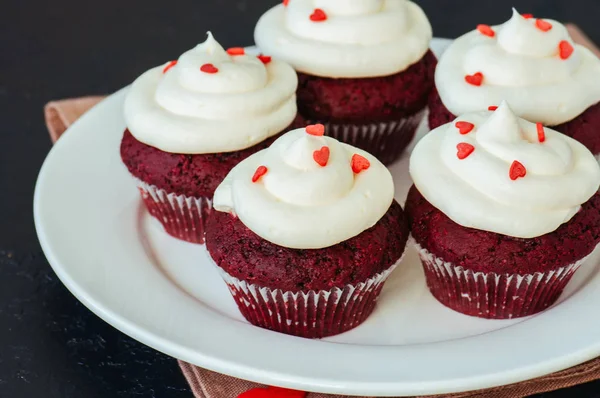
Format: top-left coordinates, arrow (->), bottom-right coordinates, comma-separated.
44,24 -> 600,398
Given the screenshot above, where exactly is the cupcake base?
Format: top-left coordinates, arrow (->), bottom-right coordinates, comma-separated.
216,258 -> 402,339
307,110 -> 425,165
138,181 -> 211,244
414,241 -> 589,319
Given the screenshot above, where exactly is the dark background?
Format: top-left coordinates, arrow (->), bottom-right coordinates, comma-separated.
2,1 -> 600,397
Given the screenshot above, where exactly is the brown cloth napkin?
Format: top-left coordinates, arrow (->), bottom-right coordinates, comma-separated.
44,24 -> 600,398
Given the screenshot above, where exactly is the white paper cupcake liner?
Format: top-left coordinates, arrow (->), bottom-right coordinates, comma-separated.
215,254 -> 404,338
413,240 -> 589,319
307,109 -> 425,165
137,180 -> 212,244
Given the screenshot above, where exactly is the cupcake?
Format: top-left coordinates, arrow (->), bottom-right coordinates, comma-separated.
205,124 -> 409,338
120,33 -> 298,244
407,102 -> 600,319
254,0 -> 436,165
429,9 -> 600,160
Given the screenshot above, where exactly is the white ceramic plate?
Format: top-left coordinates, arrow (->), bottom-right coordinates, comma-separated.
34,39 -> 600,397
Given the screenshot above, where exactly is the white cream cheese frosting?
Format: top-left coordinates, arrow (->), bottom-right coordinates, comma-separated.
435,9 -> 600,126
124,33 -> 298,154
213,126 -> 394,249
254,0 -> 432,78
410,101 -> 600,238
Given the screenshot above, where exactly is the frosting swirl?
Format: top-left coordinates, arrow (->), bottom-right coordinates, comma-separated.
124,33 -> 298,154
213,126 -> 394,248
254,0 -> 432,78
410,102 -> 600,238
436,9 -> 600,125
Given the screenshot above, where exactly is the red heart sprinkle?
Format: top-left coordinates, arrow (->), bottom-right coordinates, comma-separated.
309,8 -> 327,22
465,72 -> 483,86
488,106 -> 498,111
455,121 -> 475,135
257,54 -> 272,64
535,19 -> 553,32
283,0 -> 289,6
559,40 -> 574,60
238,386 -> 306,398
509,161 -> 527,180
227,47 -> 245,56
305,124 -> 325,136
522,13 -> 534,19
351,154 -> 371,174
456,143 -> 475,160
162,60 -> 177,74
200,63 -> 219,74
252,166 -> 268,183
313,146 -> 330,167
536,123 -> 546,143
477,24 -> 495,37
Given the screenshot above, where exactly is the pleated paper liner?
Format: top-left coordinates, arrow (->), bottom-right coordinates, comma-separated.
414,241 -> 590,319
138,180 -> 212,244
215,255 -> 404,339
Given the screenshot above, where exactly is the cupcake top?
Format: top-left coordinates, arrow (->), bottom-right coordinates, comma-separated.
124,33 -> 297,154
254,0 -> 432,78
213,125 -> 394,249
436,9 -> 600,126
410,101 -> 600,238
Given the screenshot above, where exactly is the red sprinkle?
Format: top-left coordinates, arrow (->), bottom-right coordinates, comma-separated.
162,60 -> 178,74
238,386 -> 306,398
309,8 -> 327,22
456,143 -> 475,160
200,63 -> 219,74
455,121 -> 475,135
559,40 -> 574,60
465,72 -> 484,86
536,123 -> 546,143
351,154 -> 371,174
522,13 -> 534,19
488,106 -> 498,111
477,24 -> 495,38
509,161 -> 527,181
227,47 -> 245,56
257,54 -> 272,64
283,0 -> 289,6
313,146 -> 330,167
535,19 -> 553,32
251,166 -> 268,183
305,124 -> 325,136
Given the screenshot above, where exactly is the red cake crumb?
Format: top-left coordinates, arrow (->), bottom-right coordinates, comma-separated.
205,201 -> 409,292
405,185 -> 600,274
120,129 -> 285,198
428,89 -> 600,156
296,50 -> 437,123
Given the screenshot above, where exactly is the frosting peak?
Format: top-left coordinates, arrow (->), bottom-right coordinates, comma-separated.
213,127 -> 394,249
410,103 -> 600,238
254,0 -> 432,78
124,33 -> 298,154
436,10 -> 600,125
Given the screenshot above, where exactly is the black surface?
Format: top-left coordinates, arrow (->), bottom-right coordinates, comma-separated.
2,0 -> 600,397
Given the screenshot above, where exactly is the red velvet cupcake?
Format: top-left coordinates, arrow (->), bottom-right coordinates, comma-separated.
408,102 -> 600,319
206,125 -> 408,338
255,0 -> 436,165
430,10 -> 600,159
120,33 -> 297,244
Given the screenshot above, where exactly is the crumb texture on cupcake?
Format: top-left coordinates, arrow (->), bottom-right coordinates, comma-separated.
410,102 -> 600,238
206,200 -> 408,291
212,126 -> 395,248
435,9 -> 600,126
254,0 -> 432,78
124,32 -> 297,154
